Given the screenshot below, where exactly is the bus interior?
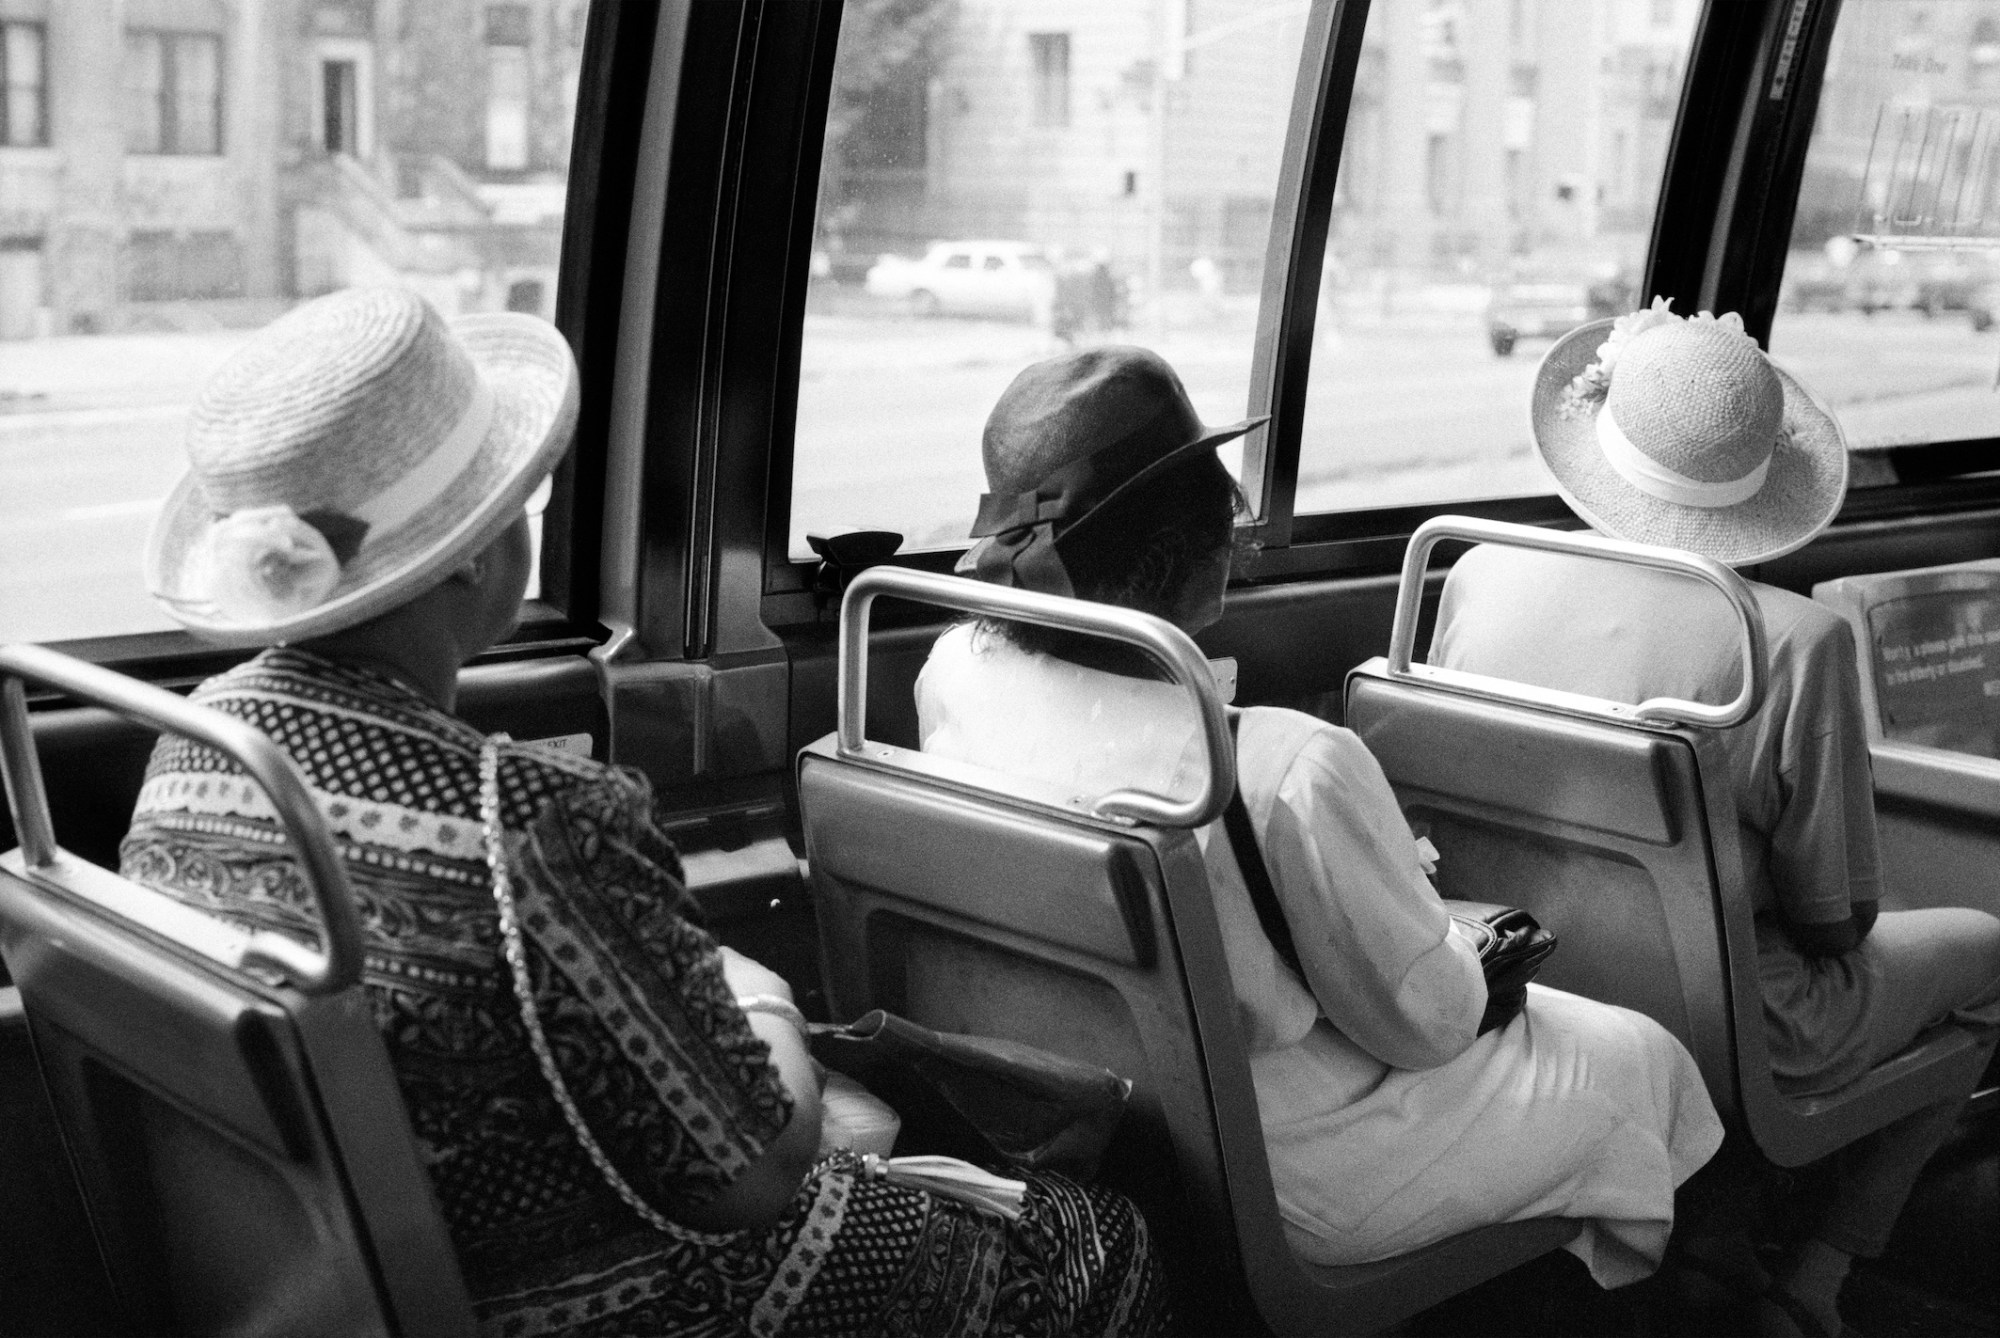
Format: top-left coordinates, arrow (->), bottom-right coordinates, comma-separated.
4,0 -> 2000,1332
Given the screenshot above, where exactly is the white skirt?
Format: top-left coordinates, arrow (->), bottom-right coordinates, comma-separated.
1259,983 -> 1724,1288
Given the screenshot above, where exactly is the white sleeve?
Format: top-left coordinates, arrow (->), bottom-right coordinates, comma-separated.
1259,725 -> 1486,1070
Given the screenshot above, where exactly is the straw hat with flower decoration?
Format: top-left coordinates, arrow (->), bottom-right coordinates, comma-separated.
146,286 -> 579,647
1529,298 -> 1848,566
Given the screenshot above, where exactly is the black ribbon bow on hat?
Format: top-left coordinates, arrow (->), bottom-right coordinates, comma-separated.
956,347 -> 1267,596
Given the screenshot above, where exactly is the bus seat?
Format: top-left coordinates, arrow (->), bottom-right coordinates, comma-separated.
0,645 -> 474,1338
798,568 -> 1582,1336
1814,560 -> 2000,920
1,983 -> 124,1336
1347,518 -> 1990,1167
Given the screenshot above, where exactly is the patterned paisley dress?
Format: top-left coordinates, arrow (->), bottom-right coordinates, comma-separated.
120,649 -> 1166,1338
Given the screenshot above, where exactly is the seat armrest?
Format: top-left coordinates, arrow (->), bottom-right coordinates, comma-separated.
1871,741 -> 2000,820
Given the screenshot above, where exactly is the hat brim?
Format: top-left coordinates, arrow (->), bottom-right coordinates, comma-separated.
1062,411 -> 1269,531
146,311 -> 581,647
1527,319 -> 1849,566
959,410 -> 1270,580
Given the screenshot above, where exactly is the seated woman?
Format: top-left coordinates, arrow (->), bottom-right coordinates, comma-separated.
119,287 -> 1167,1338
917,346 -> 1725,1290
1428,301 -> 2000,1337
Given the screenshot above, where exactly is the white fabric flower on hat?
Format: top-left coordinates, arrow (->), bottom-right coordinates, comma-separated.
1587,296 -> 1681,386
199,505 -> 342,622
1563,297 -> 1760,415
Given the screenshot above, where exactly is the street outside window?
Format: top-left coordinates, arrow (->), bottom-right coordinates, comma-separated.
0,2 -> 588,644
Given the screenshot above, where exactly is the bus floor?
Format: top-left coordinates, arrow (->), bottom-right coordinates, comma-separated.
1397,1115 -> 2000,1338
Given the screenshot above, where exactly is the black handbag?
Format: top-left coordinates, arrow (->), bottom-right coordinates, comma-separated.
1442,901 -> 1559,1035
1219,716 -> 1556,1037
809,1009 -> 1132,1180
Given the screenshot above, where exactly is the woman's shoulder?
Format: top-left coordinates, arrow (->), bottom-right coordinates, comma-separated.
1235,705 -> 1384,795
498,740 -> 658,823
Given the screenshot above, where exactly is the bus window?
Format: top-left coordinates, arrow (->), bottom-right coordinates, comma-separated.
0,3 -> 587,645
1767,0 -> 2000,459
1294,0 -> 1700,516
789,0 -> 1312,560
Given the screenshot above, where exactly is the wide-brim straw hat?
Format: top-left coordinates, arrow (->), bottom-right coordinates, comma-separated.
147,287 -> 579,647
1530,315 -> 1848,566
958,345 -> 1266,595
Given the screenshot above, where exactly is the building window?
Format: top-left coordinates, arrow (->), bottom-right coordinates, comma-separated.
323,59 -> 358,153
1426,132 -> 1451,214
1,21 -> 46,148
125,31 -> 222,155
1029,32 -> 1070,128
1650,0 -> 1675,26
486,4 -> 531,170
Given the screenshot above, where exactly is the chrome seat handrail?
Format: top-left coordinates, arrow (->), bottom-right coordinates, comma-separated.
1386,516 -> 1769,730
838,567 -> 1236,828
0,643 -> 363,995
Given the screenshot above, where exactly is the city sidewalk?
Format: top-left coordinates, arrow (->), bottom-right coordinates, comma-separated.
0,330 -> 254,415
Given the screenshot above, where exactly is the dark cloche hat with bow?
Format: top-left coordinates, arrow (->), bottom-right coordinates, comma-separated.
957,346 -> 1268,596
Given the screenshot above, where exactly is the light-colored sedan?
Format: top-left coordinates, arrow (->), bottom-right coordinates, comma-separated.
864,240 -> 1056,320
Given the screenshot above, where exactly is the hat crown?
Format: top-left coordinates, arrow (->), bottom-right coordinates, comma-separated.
1603,321 -> 1782,482
982,346 -> 1204,495
186,287 -> 482,520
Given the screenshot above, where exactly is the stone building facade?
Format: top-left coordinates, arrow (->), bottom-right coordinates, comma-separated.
823,0 -> 1698,293
0,0 -> 583,340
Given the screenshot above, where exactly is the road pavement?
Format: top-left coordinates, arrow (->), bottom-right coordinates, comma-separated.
6,308 -> 2000,643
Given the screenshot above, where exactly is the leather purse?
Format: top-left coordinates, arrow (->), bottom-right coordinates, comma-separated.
809,1009 -> 1132,1180
1443,901 -> 1558,1035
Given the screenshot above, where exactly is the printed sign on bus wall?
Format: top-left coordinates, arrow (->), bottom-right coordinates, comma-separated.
1868,586 -> 2000,759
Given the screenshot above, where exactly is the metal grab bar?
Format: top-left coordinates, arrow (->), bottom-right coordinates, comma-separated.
838,567 -> 1236,827
0,644 -> 363,995
1387,516 -> 1769,730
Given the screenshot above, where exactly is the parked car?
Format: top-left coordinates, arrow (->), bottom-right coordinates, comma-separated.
1484,272 -> 1636,356
864,240 -> 1057,320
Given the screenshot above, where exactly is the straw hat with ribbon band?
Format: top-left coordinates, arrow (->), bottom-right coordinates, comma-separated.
1530,297 -> 1848,567
147,286 -> 579,647
957,346 -> 1267,596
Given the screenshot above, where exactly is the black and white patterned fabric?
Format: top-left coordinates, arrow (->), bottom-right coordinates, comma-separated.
121,648 -> 1166,1337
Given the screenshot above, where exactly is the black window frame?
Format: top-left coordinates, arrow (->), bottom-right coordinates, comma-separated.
0,19 -> 49,149
124,28 -> 225,158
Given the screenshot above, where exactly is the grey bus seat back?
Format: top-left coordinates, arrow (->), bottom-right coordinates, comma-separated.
0,645 -> 474,1338
1351,516 -> 1990,1168
798,567 -> 1580,1336
1814,561 -> 2000,923
799,740 -> 1580,1335
1346,671 -> 1751,1116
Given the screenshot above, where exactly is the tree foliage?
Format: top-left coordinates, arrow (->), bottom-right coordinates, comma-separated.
818,0 -> 956,222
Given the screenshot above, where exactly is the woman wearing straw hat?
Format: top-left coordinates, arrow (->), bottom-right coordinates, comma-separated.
919,345 -> 1723,1292
118,287 -> 1167,1337
1431,300 -> 2000,1338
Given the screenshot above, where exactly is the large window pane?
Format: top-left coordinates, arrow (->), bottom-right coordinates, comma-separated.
123,32 -> 165,154
1,3 -> 588,644
1295,0 -> 1699,515
1768,0 -> 2000,455
790,0 -> 1312,558
2,22 -> 47,147
171,34 -> 222,156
